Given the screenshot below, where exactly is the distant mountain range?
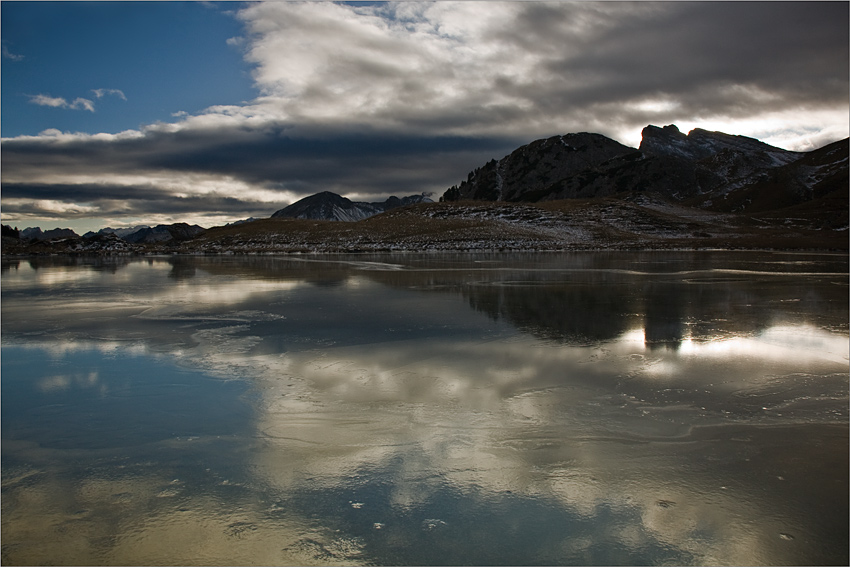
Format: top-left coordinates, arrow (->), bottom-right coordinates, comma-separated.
9,193 -> 433,243
271,191 -> 433,221
5,124 -> 845,251
20,227 -> 79,241
91,225 -> 151,238
81,223 -> 207,244
441,124 -> 847,214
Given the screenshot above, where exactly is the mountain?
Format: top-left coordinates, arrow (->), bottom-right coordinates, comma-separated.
83,225 -> 151,239
639,124 -> 800,164
684,136 -> 848,214
80,223 -> 205,243
440,124 -> 847,214
1,225 -> 20,239
271,191 -> 433,221
21,227 -> 79,240
122,223 -> 206,244
271,191 -> 379,221
442,133 -> 636,202
638,125 -> 803,207
225,218 -> 260,226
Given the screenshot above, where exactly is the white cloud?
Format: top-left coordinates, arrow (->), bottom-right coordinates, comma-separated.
71,97 -> 95,112
3,197 -> 101,216
17,128 -> 144,144
28,94 -> 71,108
231,2 -> 848,142
2,44 -> 24,61
234,2 -> 534,134
28,94 -> 95,112
27,88 -> 125,114
92,88 -> 127,101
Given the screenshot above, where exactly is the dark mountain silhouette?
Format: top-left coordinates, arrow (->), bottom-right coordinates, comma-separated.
442,133 -> 636,202
20,227 -> 80,240
2,225 -> 20,239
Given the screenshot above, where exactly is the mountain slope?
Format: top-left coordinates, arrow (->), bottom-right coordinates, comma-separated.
639,125 -> 804,206
688,137 -> 848,214
442,133 -> 636,202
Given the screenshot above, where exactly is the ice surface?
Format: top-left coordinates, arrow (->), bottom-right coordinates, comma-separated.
1,252 -> 847,565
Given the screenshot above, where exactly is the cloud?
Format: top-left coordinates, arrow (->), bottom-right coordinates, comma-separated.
27,94 -> 70,109
234,1 -> 848,143
28,94 -> 96,112
71,97 -> 95,112
27,88 -> 125,114
0,122 -> 517,228
3,1 -> 848,230
92,88 -> 127,101
2,181 -> 282,219
2,43 -> 24,61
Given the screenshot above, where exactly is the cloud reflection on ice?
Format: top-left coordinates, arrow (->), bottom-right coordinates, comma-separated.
678,324 -> 849,363
242,322 -> 846,565
1,253 -> 847,565
37,371 -> 100,393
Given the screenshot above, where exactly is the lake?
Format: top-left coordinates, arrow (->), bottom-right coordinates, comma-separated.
2,251 -> 848,565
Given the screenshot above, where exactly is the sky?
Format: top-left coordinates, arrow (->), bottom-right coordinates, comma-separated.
2,1 -> 848,233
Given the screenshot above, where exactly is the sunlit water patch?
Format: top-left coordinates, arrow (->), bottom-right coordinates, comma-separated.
2,252 -> 847,565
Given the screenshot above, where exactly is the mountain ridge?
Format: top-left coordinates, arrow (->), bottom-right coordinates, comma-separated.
440,124 -> 845,214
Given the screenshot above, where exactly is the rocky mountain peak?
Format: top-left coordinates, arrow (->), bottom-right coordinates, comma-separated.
640,124 -> 800,165
639,124 -> 701,159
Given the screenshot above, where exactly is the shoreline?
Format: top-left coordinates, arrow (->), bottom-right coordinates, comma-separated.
4,247 -> 849,262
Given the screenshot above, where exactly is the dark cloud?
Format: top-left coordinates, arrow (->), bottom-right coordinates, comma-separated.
4,126 -> 519,185
1,127 -> 522,219
140,126 -> 516,181
510,2 -> 848,118
2,182 -> 277,219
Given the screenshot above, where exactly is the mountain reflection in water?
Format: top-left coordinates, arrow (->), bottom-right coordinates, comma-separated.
2,252 -> 847,566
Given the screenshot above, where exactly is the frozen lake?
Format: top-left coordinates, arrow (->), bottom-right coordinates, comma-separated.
2,251 -> 848,565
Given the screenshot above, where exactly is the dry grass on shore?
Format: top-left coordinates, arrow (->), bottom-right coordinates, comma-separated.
185,198 -> 847,253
